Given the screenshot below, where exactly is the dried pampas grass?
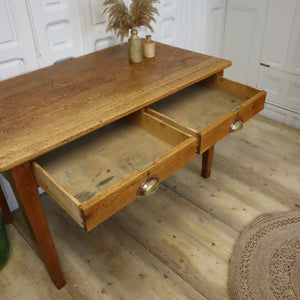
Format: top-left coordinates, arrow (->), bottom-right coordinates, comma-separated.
129,0 -> 159,31
103,0 -> 132,42
103,0 -> 160,42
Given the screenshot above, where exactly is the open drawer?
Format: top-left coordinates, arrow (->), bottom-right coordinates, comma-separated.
33,111 -> 197,231
147,75 -> 266,154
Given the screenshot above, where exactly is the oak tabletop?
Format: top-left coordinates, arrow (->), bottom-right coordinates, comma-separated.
0,43 -> 231,172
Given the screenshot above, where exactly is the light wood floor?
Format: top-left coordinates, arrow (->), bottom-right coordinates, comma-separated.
1,115 -> 299,300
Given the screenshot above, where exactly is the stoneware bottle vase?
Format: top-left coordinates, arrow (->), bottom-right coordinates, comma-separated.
128,29 -> 143,63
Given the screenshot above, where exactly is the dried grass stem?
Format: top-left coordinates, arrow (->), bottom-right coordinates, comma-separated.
103,0 -> 160,42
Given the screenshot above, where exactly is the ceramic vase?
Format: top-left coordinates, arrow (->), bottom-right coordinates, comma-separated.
128,29 -> 143,63
144,35 -> 155,58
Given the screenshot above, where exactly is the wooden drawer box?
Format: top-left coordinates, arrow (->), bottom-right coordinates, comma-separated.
147,75 -> 266,154
33,111 -> 197,231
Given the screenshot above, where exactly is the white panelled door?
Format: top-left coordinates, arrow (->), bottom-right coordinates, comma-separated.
77,0 -> 119,53
27,0 -> 84,66
257,67 -> 300,114
171,0 -> 226,57
0,0 -> 38,81
260,0 -> 300,75
203,0 -> 226,57
152,0 -> 181,47
287,3 -> 300,76
222,0 -> 268,86
258,0 -> 300,128
169,0 -> 204,51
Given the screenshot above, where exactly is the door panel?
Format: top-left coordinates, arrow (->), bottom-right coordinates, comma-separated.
287,1 -> 300,75
258,67 -> 300,113
205,0 -> 226,57
28,0 -> 84,66
77,0 -> 118,54
260,103 -> 290,124
0,0 -> 38,81
149,0 -> 180,47
260,103 -> 300,130
222,0 -> 268,86
261,0 -> 300,75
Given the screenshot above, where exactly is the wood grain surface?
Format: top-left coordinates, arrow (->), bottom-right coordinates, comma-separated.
0,43 -> 231,172
201,145 -> 215,178
148,75 -> 266,154
0,225 -> 73,300
10,162 -> 65,289
5,115 -> 299,300
33,111 -> 197,231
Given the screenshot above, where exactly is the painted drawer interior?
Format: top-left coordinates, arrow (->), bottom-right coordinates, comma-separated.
33,111 -> 197,231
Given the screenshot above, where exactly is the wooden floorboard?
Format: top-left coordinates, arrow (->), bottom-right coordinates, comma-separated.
0,225 -> 72,299
10,196 -> 205,300
111,189 -> 231,299
1,115 -> 299,299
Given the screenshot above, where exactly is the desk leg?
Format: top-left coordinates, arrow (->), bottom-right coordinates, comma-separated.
201,145 -> 215,179
0,184 -> 13,224
10,162 -> 66,289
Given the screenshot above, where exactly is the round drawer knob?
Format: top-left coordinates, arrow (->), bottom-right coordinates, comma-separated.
230,118 -> 243,133
137,176 -> 160,196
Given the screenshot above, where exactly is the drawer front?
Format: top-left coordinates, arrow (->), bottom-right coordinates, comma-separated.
199,89 -> 266,153
81,137 -> 196,231
33,111 -> 197,231
147,75 -> 266,154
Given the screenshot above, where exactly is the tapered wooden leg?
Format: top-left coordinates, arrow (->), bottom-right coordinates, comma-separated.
0,184 -> 13,224
10,162 -> 66,289
201,145 -> 215,178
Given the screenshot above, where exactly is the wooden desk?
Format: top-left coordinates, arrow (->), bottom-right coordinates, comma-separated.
0,43 -> 265,288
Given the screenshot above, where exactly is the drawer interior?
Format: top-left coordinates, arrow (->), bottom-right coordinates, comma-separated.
34,111 -> 191,204
148,75 -> 261,133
